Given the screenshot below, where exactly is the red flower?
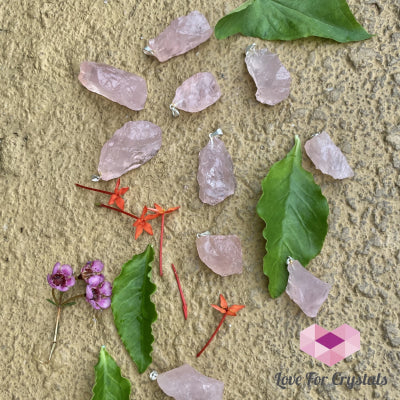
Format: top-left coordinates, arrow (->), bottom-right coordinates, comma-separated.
197,294 -> 245,357
108,179 -> 129,210
211,294 -> 245,316
147,203 -> 180,276
148,203 -> 180,216
133,206 -> 158,240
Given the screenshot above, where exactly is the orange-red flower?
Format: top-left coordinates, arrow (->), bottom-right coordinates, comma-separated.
133,206 -> 157,240
147,203 -> 180,277
211,294 -> 245,316
108,178 -> 129,210
197,294 -> 245,357
148,203 -> 180,216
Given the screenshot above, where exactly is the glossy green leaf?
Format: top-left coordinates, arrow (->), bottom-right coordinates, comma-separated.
256,136 -> 329,298
91,346 -> 131,400
111,245 -> 157,373
215,0 -> 371,43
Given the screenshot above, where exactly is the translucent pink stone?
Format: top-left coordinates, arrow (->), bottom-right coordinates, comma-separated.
78,61 -> 147,111
145,11 -> 212,62
305,132 -> 354,179
285,259 -> 331,318
171,72 -> 221,114
196,234 -> 243,276
98,121 -> 161,181
197,137 -> 236,205
157,364 -> 224,400
245,46 -> 291,105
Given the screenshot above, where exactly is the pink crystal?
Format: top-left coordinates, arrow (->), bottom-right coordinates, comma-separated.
285,259 -> 331,318
197,136 -> 236,205
196,234 -> 243,276
305,132 -> 354,179
145,11 -> 212,62
157,364 -> 224,400
171,72 -> 221,114
245,46 -> 291,105
78,61 -> 147,111
98,121 -> 161,181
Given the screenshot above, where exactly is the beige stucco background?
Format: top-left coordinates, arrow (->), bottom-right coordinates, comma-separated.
1,0 -> 399,399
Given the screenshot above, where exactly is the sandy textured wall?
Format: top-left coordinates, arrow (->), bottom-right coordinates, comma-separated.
0,0 -> 399,399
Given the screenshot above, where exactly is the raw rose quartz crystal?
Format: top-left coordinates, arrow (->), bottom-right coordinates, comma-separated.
196,234 -> 243,276
285,259 -> 331,318
157,364 -> 224,400
144,11 -> 212,62
98,121 -> 161,181
78,61 -> 147,111
197,134 -> 236,205
305,132 -> 354,179
171,72 -> 221,115
245,45 -> 291,105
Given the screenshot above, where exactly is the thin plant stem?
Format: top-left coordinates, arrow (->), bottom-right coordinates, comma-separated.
61,293 -> 85,305
159,214 -> 165,276
51,288 -> 57,304
75,183 -> 113,195
98,204 -> 139,219
48,292 -> 63,362
196,313 -> 227,357
171,263 -> 187,320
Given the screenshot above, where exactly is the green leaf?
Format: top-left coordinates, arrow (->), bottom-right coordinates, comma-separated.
215,0 -> 372,43
91,346 -> 131,400
46,298 -> 57,306
256,136 -> 329,298
111,245 -> 157,374
61,302 -> 76,307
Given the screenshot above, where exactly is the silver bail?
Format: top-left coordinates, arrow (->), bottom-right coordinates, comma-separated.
245,43 -> 257,56
91,174 -> 101,182
286,256 -> 294,265
209,128 -> 223,147
170,104 -> 180,117
149,370 -> 158,381
196,231 -> 211,238
143,46 -> 154,56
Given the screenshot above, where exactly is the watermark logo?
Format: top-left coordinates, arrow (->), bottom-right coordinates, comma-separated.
300,324 -> 360,366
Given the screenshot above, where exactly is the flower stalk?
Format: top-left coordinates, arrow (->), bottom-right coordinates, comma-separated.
196,294 -> 244,357
147,204 -> 180,276
97,203 -> 139,219
196,314 -> 227,358
75,183 -> 113,196
48,293 -> 62,362
76,179 -> 129,210
171,263 -> 187,320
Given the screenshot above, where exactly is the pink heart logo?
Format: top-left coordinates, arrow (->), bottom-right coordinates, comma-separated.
300,324 -> 360,366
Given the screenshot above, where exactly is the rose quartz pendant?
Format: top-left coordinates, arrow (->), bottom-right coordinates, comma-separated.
143,11 -> 212,62
305,132 -> 354,179
97,121 -> 162,181
245,44 -> 291,106
285,258 -> 331,318
157,364 -> 224,400
197,129 -> 236,205
196,232 -> 243,276
78,61 -> 147,111
170,72 -> 221,116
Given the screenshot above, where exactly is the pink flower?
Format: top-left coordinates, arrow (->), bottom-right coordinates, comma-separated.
80,260 -> 104,282
47,263 -> 75,292
86,275 -> 112,310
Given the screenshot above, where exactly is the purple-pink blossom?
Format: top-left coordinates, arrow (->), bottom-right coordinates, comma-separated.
47,263 -> 75,292
80,260 -> 104,282
86,275 -> 112,310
